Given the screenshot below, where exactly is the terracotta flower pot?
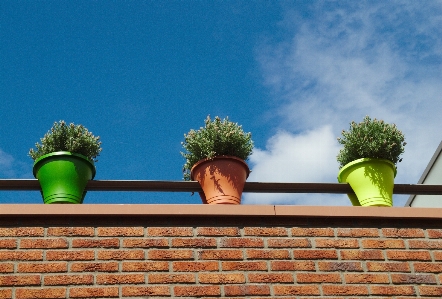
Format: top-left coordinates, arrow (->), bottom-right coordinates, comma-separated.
191,156 -> 250,204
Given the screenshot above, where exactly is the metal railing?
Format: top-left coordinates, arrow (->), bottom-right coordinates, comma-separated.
1,179 -> 442,195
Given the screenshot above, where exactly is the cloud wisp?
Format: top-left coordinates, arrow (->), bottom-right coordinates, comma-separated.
246,1 -> 442,206
0,148 -> 31,179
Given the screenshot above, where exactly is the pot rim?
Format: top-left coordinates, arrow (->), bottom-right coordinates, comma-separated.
33,151 -> 96,179
190,155 -> 250,181
337,158 -> 396,183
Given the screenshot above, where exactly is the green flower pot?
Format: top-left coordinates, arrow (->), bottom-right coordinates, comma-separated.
33,151 -> 96,204
337,158 -> 396,207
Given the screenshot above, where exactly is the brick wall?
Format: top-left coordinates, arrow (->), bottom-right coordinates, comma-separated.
1,205 -> 442,298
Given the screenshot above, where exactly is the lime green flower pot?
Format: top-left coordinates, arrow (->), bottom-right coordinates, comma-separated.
337,158 -> 396,207
33,152 -> 96,204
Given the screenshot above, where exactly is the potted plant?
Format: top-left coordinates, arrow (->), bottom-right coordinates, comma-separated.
337,116 -> 406,207
29,121 -> 102,204
181,115 -> 254,204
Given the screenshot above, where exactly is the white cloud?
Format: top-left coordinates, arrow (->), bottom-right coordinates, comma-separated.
248,126 -> 339,183
244,126 -> 351,205
250,1 -> 442,206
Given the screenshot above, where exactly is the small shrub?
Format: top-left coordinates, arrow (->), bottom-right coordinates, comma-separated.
29,120 -> 102,162
337,116 -> 405,168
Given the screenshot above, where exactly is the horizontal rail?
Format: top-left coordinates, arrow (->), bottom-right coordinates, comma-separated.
1,179 -> 442,195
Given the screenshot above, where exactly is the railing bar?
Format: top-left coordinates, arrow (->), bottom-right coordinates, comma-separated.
1,179 -> 442,195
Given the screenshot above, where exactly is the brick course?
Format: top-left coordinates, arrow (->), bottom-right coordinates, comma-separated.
1,212 -> 442,298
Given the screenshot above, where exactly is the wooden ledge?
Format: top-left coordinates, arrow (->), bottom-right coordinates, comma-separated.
0,204 -> 441,219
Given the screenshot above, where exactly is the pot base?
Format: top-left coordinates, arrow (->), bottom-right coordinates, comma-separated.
205,194 -> 241,205
43,193 -> 86,204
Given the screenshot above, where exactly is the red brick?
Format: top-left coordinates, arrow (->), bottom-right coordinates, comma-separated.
16,288 -> 66,299
340,249 -> 384,260
0,227 -> 44,237
362,239 -> 405,249
247,249 -> 290,259
148,249 -> 193,260
294,249 -> 337,259
198,249 -> 243,260
97,227 -> 143,236
0,264 -> 14,273
173,238 -> 217,248
391,273 -> 436,284
409,239 -> 442,249
222,261 -> 267,271
244,227 -> 287,236
0,250 -> 43,261
122,238 -> 168,248
414,262 -> 442,273
318,261 -> 363,272
419,286 -> 442,296
247,273 -> 293,283
44,274 -> 93,285
387,250 -> 431,261
271,261 -> 315,271
322,285 -> 369,296
315,238 -> 359,248
47,227 -> 94,236
71,262 -> 119,272
297,273 -> 340,283
199,273 -> 245,284
345,273 -> 389,284
382,228 -> 425,238
197,227 -> 239,236
123,261 -> 169,272
0,240 -> 16,249
367,261 -> 411,272
174,261 -> 219,272
72,238 -> 119,248
220,238 -> 263,248
224,285 -> 270,296
149,273 -> 195,283
47,250 -> 94,261
174,285 -> 220,297
20,238 -> 68,249
122,286 -> 170,297
148,227 -> 192,236
98,250 -> 144,260
435,251 -> 442,260
0,289 -> 11,299
69,287 -> 119,298
428,229 -> 442,239
0,275 -> 40,286
97,274 -> 145,285
370,285 -> 415,296
274,285 -> 320,296
268,238 -> 310,248
18,262 -> 67,273
337,228 -> 378,237
292,227 -> 334,237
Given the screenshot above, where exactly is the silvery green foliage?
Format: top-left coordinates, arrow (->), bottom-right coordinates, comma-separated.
337,116 -> 406,168
181,115 -> 254,180
29,120 -> 102,162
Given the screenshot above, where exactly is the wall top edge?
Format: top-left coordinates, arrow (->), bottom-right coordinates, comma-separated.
0,204 -> 441,219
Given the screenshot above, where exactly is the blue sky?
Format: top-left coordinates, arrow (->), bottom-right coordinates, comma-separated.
1,1 -> 442,206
